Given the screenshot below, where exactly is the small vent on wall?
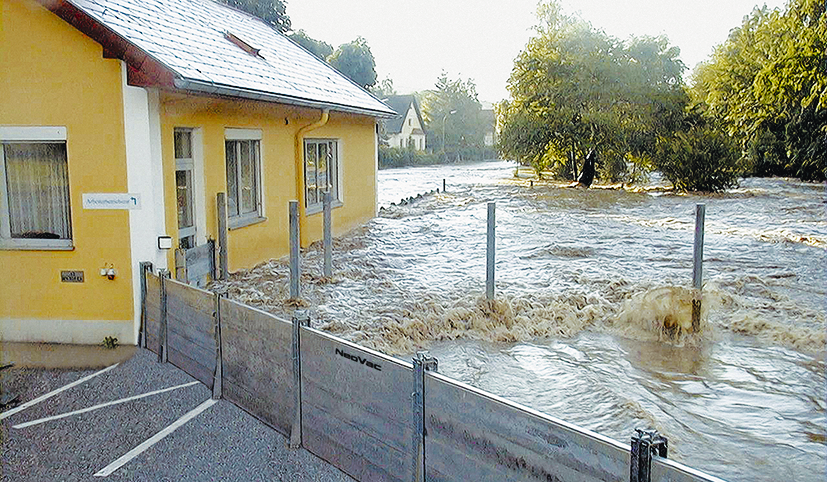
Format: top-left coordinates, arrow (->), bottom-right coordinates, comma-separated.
224,31 -> 263,58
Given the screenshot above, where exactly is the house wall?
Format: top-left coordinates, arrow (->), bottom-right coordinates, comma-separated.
159,94 -> 378,272
389,105 -> 426,150
0,0 -> 135,343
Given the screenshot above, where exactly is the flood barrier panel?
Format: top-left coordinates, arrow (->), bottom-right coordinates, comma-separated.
141,267 -> 731,482
219,298 -> 294,436
143,272 -> 161,355
424,371 -> 629,482
300,327 -> 414,482
164,278 -> 216,389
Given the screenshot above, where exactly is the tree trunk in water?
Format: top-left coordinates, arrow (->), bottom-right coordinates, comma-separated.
577,150 -> 597,187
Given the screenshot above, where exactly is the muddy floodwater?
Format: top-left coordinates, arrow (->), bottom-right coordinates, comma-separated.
214,160 -> 826,482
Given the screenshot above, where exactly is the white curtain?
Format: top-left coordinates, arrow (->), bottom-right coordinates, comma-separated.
3,142 -> 71,239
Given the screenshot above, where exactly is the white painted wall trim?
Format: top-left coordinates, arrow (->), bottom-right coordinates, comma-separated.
0,318 -> 134,344
122,61 -> 167,345
192,129 -> 208,246
225,127 -> 262,140
0,126 -> 67,140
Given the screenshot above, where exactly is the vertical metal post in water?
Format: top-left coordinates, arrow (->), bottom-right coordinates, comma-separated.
443,178 -> 446,193
289,200 -> 300,299
323,191 -> 332,278
486,202 -> 496,300
691,204 -> 706,332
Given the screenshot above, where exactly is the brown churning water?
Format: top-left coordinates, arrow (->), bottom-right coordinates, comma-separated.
212,161 -> 826,482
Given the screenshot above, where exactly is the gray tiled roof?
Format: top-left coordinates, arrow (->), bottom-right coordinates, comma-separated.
381,95 -> 424,134
69,0 -> 395,117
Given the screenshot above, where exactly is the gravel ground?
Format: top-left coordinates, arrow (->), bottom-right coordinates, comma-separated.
1,347 -> 354,481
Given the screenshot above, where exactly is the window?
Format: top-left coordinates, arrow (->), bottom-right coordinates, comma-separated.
174,129 -> 196,249
225,128 -> 263,228
0,126 -> 72,249
304,139 -> 339,213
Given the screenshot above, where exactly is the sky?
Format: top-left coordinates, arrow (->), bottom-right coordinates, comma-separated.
287,0 -> 788,104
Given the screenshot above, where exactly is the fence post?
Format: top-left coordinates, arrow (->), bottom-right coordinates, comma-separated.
486,202 -> 496,300
691,204 -> 705,332
217,192 -> 229,280
290,309 -> 310,449
323,191 -> 332,278
158,269 -> 170,363
289,200 -> 301,299
412,351 -> 438,482
630,429 -> 668,482
212,292 -> 224,400
208,238 -> 216,283
138,262 -> 153,348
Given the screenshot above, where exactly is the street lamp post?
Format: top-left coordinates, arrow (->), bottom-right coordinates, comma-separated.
441,110 -> 457,161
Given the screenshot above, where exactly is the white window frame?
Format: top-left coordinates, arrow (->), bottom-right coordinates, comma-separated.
0,126 -> 73,250
224,128 -> 265,229
304,138 -> 342,215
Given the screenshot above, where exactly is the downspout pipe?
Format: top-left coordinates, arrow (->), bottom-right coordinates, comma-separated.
295,109 -> 330,246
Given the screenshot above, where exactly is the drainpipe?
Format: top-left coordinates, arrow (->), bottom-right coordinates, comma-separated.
294,109 -> 330,246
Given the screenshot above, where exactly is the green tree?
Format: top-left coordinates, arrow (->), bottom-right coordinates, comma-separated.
498,1 -> 687,181
327,37 -> 378,89
691,0 -> 826,181
653,111 -> 739,192
421,72 -> 487,162
219,0 -> 290,33
371,77 -> 397,98
288,30 -> 333,60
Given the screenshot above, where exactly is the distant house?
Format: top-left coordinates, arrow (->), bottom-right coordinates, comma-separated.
0,0 -> 394,345
382,95 -> 427,151
481,105 -> 497,148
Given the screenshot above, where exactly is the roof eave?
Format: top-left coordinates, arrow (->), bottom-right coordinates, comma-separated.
174,78 -> 397,118
40,0 -> 176,88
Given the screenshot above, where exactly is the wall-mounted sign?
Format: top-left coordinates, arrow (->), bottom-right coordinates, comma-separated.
82,193 -> 142,210
60,270 -> 85,283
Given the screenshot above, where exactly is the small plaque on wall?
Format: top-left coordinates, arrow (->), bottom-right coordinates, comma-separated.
60,270 -> 85,283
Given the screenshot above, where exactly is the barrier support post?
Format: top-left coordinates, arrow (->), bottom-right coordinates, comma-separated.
289,200 -> 301,299
323,191 -> 332,278
158,269 -> 170,363
630,429 -> 668,482
691,204 -> 705,332
290,309 -> 310,449
138,261 -> 153,348
212,292 -> 224,400
217,193 -> 229,280
412,351 -> 438,482
486,202 -> 496,300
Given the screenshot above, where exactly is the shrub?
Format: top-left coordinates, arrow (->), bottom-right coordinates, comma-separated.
654,125 -> 739,192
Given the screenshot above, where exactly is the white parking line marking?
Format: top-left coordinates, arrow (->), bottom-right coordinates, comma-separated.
13,381 -> 200,429
1,363 -> 119,420
93,398 -> 218,477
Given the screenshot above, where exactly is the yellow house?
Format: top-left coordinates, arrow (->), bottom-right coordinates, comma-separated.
0,0 -> 394,345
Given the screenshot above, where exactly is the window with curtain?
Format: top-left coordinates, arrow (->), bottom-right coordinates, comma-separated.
304,139 -> 339,213
1,129 -> 72,249
225,136 -> 262,228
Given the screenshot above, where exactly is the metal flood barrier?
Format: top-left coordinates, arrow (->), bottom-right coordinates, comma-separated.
174,239 -> 216,287
140,268 -> 728,482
